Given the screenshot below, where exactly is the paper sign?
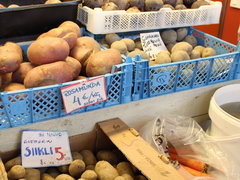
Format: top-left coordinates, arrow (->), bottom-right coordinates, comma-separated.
140,32 -> 167,60
230,0 -> 240,9
21,130 -> 72,168
61,77 -> 108,114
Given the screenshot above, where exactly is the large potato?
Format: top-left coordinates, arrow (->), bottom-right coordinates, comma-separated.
95,161 -> 119,180
65,56 -> 82,80
4,83 -> 25,92
86,49 -> 122,77
4,156 -> 21,171
68,159 -> 85,178
24,61 -> 74,88
8,165 -> 25,179
70,37 -> 100,64
59,21 -> 81,37
12,62 -> 35,83
80,150 -> 97,166
27,37 -> 70,65
0,42 -> 23,73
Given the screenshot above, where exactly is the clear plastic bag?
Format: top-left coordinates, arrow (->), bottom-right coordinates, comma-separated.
139,115 -> 240,180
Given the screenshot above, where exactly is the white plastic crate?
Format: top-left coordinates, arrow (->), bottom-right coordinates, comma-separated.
77,1 -> 222,34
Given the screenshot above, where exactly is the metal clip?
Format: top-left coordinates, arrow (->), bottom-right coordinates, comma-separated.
129,128 -> 139,136
159,155 -> 170,164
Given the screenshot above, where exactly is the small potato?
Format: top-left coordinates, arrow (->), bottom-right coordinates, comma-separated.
126,6 -> 141,13
72,152 -> 83,160
176,28 -> 188,41
5,156 -> 21,171
161,30 -> 177,45
86,49 -> 122,77
145,0 -> 163,11
114,176 -> 125,180
105,34 -> 121,46
59,21 -> 81,37
42,173 -> 55,180
81,170 -> 97,180
102,2 -> 119,10
12,62 -> 35,83
116,162 -> 134,177
8,165 -> 25,179
4,83 -> 25,92
202,47 -> 216,58
175,4 -> 187,9
109,0 -> 129,10
111,41 -> 128,54
8,4 -> 20,8
69,159 -> 86,178
55,174 -> 75,180
58,165 -> 69,173
135,175 -> 147,180
45,0 -> 62,4
27,37 -> 70,65
190,50 -> 201,59
155,51 -> 171,64
95,161 -> 119,180
171,50 -> 190,62
46,168 -> 60,178
193,45 -> 205,56
121,39 -> 135,52
86,165 -> 95,170
65,56 -> 82,79
127,50 -> 149,60
171,42 -> 193,55
80,150 -> 97,166
24,61 -> 74,88
184,35 -> 198,48
122,174 -> 133,180
24,168 -> 40,180
97,150 -> 119,165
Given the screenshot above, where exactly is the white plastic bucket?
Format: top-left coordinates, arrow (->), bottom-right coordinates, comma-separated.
208,84 -> 240,136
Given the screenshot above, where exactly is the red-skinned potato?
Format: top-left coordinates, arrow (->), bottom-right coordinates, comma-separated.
0,42 -> 23,73
12,62 -> 35,83
4,83 -> 25,92
59,21 -> 81,37
86,49 -> 122,77
27,37 -> 70,65
65,56 -> 82,80
24,61 -> 74,88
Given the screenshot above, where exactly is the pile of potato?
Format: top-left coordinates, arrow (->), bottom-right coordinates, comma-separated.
0,21 -> 122,92
83,0 -> 210,12
3,150 -> 147,180
0,0 -> 64,8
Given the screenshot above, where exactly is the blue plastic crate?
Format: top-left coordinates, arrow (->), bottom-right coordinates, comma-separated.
0,43 -> 134,129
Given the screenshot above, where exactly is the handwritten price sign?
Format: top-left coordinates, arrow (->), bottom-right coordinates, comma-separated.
61,77 -> 108,114
21,131 -> 72,168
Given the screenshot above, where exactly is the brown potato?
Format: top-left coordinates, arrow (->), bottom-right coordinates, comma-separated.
81,170 -> 97,180
42,173 -> 55,180
24,61 -> 74,88
27,37 -> 70,65
116,162 -> 134,177
109,0 -> 129,10
72,152 -> 83,160
46,168 -> 60,178
86,49 -> 122,77
97,150 -> 119,165
4,156 -> 21,171
24,168 -> 40,180
0,42 -> 23,73
8,165 -> 25,179
80,150 -> 97,166
12,62 -> 35,83
0,72 -> 12,88
69,159 -> 86,178
55,174 -> 75,180
65,56 -> 82,79
95,161 -> 119,180
4,83 -> 25,92
59,21 -> 82,37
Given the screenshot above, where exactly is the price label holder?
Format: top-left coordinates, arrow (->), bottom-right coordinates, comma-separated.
140,32 -> 167,60
21,130 -> 72,168
61,76 -> 108,114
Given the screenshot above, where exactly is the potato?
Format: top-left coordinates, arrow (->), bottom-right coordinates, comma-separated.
166,42 -> 176,52
83,0 -> 105,8
86,49 -> 122,77
86,165 -> 95,171
161,30 -> 177,45
0,42 -> 23,73
45,0 -> 62,4
171,50 -> 190,62
163,4 -> 174,10
122,174 -> 133,180
65,56 -> 82,79
134,38 -> 143,50
80,150 -> 97,166
97,150 -> 119,165
4,83 -> 25,92
129,0 -> 144,10
24,168 -> 40,180
171,42 -> 193,55
76,76 -> 87,80
121,39 -> 135,52
114,177 -> 125,180
12,62 -> 35,83
126,6 -> 141,12
109,0 -> 130,10
176,0 -> 183,4
145,0 -> 163,11
191,0 -> 209,8
8,165 -> 25,179
111,41 -> 128,54
190,50 -> 201,59
69,160 -> 86,178
4,156 -> 21,171
59,21 -> 81,37
163,0 -> 177,6
27,37 -> 69,65
1,73 -> 12,87
149,60 -> 157,66
0,4 -> 5,8
127,50 -> 149,60
81,170 -> 97,180
95,161 -> 119,180
72,152 -> 83,160
24,61 -> 74,88
184,35 -> 197,47
58,165 -> 69,173
175,4 -> 187,9
116,162 -> 134,177
202,47 -> 216,58
42,173 -> 55,180
105,34 -> 121,46
55,174 -> 75,180
135,175 -> 147,180
102,2 -> 119,10
70,37 -> 100,64
176,28 -> 188,41
155,51 -> 171,64
46,168 -> 60,178
8,4 -> 20,8
193,45 -> 205,56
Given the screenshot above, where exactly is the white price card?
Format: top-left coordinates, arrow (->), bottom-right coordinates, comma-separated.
61,76 -> 108,114
21,130 -> 72,168
140,32 -> 167,60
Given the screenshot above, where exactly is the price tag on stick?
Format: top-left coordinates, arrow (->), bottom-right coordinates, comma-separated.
21,130 -> 72,168
140,32 -> 167,60
61,76 -> 108,114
